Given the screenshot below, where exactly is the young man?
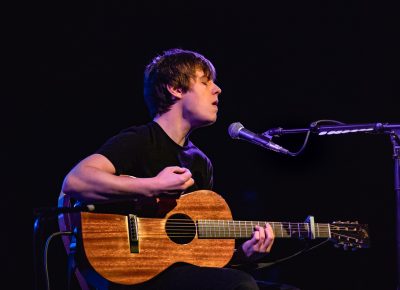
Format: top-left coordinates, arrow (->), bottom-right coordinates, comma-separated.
62,48 -> 275,289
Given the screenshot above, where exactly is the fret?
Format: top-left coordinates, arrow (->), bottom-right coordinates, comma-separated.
280,223 -> 283,237
297,223 -> 301,238
198,220 -> 201,237
306,223 -> 310,239
270,222 -> 275,233
248,221 -> 252,237
288,223 -> 292,237
223,220 -> 226,238
317,223 -> 320,238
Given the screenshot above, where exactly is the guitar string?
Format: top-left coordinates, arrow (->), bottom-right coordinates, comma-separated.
136,233 -> 356,240
81,232 -> 361,240
148,219 -> 344,227
82,232 -> 335,238
83,218 -> 357,238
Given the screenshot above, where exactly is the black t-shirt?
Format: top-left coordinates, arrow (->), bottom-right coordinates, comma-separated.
96,121 -> 213,193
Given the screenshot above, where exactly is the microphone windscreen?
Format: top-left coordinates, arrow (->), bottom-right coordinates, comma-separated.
228,122 -> 244,138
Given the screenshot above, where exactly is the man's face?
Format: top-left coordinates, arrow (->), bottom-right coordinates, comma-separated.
181,70 -> 222,128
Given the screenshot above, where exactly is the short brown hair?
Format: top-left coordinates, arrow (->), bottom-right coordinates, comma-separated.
144,48 -> 216,118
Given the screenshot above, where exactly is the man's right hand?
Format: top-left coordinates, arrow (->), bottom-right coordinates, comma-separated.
151,166 -> 195,196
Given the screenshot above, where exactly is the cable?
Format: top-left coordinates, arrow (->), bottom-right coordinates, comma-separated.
43,231 -> 73,290
309,119 -> 346,128
287,130 -> 311,156
286,119 -> 346,156
254,239 -> 331,269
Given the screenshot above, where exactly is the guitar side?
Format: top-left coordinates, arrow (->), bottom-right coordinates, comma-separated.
80,190 -> 236,285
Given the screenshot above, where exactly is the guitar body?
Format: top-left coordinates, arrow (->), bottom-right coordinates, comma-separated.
79,190 -> 235,285
60,189 -> 369,287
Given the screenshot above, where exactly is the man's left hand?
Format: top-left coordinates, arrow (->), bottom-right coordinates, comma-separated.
241,223 -> 275,259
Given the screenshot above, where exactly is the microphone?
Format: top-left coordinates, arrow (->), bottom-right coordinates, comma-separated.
228,122 -> 289,155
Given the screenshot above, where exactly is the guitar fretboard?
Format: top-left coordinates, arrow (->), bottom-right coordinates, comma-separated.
197,220 -> 331,239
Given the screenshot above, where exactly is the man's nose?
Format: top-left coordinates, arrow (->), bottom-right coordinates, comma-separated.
213,84 -> 222,95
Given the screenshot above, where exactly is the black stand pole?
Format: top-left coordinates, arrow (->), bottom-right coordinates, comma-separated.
265,122 -> 400,289
389,130 -> 400,289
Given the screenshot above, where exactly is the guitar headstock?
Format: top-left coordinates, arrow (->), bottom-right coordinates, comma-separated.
330,221 -> 370,250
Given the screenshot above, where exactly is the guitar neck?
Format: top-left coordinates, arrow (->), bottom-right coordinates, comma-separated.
197,220 -> 331,239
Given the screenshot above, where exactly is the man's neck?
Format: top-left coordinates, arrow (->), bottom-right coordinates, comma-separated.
154,113 -> 192,147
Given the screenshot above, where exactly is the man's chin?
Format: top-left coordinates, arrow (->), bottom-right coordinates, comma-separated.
195,118 -> 217,129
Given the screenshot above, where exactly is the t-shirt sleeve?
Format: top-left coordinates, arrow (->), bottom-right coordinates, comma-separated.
95,131 -> 142,176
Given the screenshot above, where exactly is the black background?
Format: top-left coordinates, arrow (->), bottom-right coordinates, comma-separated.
5,1 -> 400,289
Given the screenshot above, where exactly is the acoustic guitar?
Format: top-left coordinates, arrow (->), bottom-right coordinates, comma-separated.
59,190 -> 369,286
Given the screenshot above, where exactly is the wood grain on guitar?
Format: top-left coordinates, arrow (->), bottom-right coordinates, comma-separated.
60,190 -> 369,286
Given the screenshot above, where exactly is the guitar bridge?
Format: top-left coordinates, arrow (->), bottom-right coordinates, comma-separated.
128,214 -> 139,253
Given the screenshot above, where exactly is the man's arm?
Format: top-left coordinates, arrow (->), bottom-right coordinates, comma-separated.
62,153 -> 194,203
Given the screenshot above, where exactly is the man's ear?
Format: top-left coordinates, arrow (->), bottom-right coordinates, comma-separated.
166,84 -> 183,99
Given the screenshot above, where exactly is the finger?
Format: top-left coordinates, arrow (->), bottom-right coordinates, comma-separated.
260,223 -> 275,253
258,225 -> 266,244
179,177 -> 195,191
186,177 -> 195,188
173,167 -> 191,175
179,170 -> 193,180
251,227 -> 261,251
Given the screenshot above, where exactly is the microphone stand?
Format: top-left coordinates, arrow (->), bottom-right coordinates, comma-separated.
265,122 -> 400,289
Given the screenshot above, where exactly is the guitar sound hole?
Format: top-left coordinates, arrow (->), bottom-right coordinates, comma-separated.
165,214 -> 196,244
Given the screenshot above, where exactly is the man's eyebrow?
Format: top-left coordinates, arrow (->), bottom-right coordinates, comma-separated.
198,74 -> 210,80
